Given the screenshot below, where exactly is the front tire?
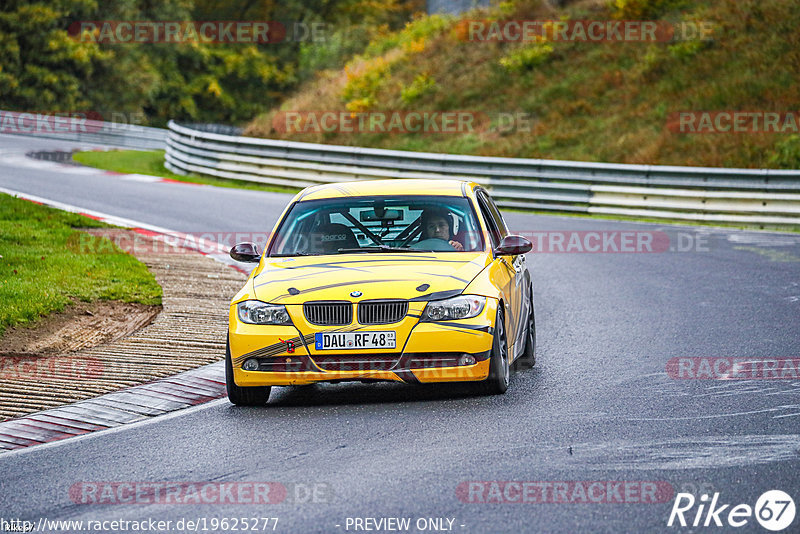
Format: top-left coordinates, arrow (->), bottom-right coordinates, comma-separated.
482,307 -> 510,395
226,338 -> 271,406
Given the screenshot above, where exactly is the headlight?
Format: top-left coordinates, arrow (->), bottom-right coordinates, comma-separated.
422,295 -> 486,321
237,301 -> 291,325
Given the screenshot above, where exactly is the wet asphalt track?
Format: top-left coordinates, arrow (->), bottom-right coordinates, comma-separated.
1,135 -> 799,533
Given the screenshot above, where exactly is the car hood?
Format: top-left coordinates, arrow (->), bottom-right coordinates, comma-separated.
252,252 -> 491,304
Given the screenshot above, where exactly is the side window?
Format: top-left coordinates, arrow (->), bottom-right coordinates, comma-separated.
476,194 -> 501,248
481,191 -> 509,238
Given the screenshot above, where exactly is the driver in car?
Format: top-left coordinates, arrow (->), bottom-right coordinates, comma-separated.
421,208 -> 464,251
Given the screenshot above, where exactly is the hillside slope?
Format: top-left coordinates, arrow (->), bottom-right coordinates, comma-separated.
245,0 -> 800,169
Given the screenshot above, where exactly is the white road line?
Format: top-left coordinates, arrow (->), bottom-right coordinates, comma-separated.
118,173 -> 163,182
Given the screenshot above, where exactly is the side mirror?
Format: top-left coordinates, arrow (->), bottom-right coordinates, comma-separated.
494,235 -> 532,256
230,242 -> 261,263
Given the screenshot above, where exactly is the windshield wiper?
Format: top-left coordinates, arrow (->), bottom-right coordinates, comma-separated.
270,252 -> 310,257
337,245 -> 417,254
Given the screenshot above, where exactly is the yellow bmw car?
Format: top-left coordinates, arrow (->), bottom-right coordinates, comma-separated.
225,179 -> 535,405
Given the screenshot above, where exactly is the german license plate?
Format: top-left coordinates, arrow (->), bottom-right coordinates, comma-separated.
315,331 -> 396,350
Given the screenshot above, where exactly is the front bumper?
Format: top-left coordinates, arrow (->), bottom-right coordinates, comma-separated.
229,299 -> 497,386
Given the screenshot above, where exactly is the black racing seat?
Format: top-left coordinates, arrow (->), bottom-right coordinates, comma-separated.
310,223 -> 359,253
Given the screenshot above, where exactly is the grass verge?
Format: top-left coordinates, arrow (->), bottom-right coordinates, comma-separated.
72,150 -> 300,195
0,193 -> 162,337
245,0 -> 800,170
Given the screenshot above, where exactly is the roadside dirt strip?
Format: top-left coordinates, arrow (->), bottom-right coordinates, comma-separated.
0,232 -> 247,426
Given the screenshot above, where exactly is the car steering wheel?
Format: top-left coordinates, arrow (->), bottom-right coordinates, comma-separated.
410,238 -> 456,251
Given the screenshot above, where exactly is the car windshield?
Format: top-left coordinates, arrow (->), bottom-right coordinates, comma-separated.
268,195 -> 485,256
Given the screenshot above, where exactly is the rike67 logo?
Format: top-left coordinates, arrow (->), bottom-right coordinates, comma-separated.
668,490 -> 795,531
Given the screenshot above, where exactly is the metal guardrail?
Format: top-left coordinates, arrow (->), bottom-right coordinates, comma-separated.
0,110 -> 167,150
166,120 -> 800,226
